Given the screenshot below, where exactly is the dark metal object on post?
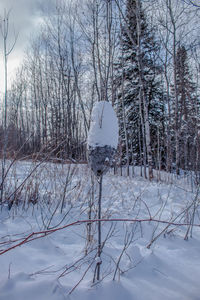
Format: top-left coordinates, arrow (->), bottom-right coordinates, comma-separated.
87,145 -> 116,177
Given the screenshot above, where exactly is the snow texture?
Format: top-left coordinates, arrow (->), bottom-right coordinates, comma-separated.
87,101 -> 118,149
0,161 -> 200,300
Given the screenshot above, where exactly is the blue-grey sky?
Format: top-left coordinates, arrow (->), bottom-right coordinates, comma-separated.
0,0 -> 54,93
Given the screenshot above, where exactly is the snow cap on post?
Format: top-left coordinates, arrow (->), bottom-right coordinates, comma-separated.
87,101 -> 118,177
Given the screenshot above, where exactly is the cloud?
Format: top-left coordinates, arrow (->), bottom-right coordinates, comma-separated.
0,0 -> 55,93
0,0 -> 55,53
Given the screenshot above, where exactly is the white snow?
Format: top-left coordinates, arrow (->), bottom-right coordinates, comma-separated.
87,101 -> 119,149
0,161 -> 200,300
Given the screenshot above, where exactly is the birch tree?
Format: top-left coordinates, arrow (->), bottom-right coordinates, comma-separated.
0,9 -> 17,203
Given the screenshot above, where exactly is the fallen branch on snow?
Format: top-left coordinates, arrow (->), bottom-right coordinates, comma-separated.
0,217 -> 200,255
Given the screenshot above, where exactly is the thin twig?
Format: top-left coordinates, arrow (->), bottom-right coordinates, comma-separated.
0,217 -> 200,255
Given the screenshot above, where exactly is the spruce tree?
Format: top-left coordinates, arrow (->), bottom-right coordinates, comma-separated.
171,45 -> 199,171
115,0 -> 164,173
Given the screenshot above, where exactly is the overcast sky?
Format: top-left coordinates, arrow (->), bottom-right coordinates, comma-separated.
0,0 -> 54,93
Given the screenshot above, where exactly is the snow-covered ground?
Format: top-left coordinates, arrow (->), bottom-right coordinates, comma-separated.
0,161 -> 200,300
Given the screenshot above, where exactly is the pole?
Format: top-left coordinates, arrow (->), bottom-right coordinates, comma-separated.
96,174 -> 103,281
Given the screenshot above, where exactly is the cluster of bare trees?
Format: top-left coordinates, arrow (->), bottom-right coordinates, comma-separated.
154,0 -> 200,178
0,0 -> 200,178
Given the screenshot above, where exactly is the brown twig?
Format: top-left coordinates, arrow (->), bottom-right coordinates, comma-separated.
0,217 -> 200,255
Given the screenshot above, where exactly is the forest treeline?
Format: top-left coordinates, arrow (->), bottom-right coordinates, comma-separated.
1,0 -> 200,180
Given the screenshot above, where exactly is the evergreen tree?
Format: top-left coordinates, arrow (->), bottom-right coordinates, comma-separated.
115,0 -> 164,172
171,45 -> 199,171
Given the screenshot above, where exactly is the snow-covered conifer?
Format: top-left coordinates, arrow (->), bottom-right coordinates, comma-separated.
171,45 -> 200,171
114,0 -> 164,168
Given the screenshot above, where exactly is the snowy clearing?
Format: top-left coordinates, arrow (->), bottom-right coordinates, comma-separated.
0,161 -> 200,300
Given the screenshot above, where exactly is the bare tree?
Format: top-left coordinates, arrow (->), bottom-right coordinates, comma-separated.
0,9 -> 17,203
152,0 -> 199,175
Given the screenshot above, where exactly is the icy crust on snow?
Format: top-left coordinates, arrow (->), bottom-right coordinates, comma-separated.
87,101 -> 118,149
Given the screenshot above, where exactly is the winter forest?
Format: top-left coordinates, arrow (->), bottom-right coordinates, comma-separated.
0,0 -> 199,178
0,0 -> 200,299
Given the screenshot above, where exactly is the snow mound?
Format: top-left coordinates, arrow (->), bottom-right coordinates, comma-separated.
87,101 -> 118,149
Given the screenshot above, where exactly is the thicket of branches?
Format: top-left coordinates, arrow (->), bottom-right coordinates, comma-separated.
1,0 -> 200,179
